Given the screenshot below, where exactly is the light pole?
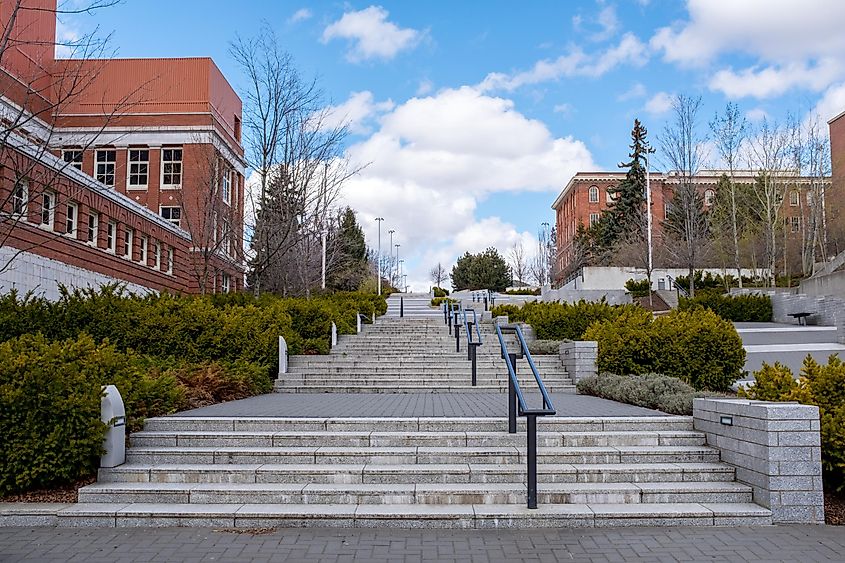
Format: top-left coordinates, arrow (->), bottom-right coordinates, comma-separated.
388,230 -> 395,286
321,228 -> 328,290
645,154 -> 653,305
540,222 -> 550,285
399,259 -> 404,282
395,243 -> 401,288
375,217 -> 384,295
402,274 -> 408,293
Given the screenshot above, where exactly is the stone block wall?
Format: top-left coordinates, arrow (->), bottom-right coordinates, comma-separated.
693,398 -> 824,524
560,341 -> 597,384
732,288 -> 845,342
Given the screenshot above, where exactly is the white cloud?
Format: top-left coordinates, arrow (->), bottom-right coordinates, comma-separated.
617,82 -> 647,101
592,6 -> 620,42
553,103 -> 574,116
416,78 -> 434,96
55,18 -> 80,58
644,92 -> 673,115
478,33 -> 647,92
745,107 -> 769,122
322,91 -> 395,135
807,82 -> 845,125
322,5 -> 422,62
709,59 -> 843,99
288,8 -> 312,24
341,87 -> 595,290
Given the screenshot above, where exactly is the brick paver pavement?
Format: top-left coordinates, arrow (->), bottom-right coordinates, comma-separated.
1,525 -> 843,562
174,392 -> 667,418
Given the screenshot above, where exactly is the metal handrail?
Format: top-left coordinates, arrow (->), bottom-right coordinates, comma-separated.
462,307 -> 482,345
667,274 -> 690,298
494,321 -> 556,509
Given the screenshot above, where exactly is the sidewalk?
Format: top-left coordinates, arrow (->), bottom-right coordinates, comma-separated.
1,525 -> 842,562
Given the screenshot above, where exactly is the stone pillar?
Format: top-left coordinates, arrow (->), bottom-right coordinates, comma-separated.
560,341 -> 597,384
693,398 -> 824,524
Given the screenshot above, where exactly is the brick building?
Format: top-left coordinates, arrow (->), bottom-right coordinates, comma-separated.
0,0 -> 244,298
551,170 -> 827,286
828,110 -> 845,255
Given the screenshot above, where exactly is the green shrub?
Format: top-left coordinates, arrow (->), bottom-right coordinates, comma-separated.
527,340 -> 562,355
490,304 -> 523,320
432,287 -> 449,298
742,355 -> 845,491
494,299 -> 637,341
576,372 -> 696,415
503,288 -> 541,295
674,271 -> 736,293
431,297 -> 457,307
584,308 -> 745,391
679,293 -> 772,322
624,278 -> 651,298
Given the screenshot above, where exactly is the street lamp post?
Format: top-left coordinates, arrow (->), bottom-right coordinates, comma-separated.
321,229 -> 328,290
645,155 -> 653,305
402,274 -> 408,293
388,230 -> 395,286
375,217 -> 384,295
395,244 -> 401,288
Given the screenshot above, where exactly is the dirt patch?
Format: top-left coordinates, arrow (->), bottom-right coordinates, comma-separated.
826,491 -> 845,525
0,476 -> 95,503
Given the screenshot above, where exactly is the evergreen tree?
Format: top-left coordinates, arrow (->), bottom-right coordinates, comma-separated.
327,207 -> 369,291
450,247 -> 511,291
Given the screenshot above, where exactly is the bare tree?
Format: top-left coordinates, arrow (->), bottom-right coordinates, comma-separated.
746,118 -> 790,286
803,119 -> 831,274
232,25 -> 357,296
659,94 -> 709,296
710,103 -> 748,287
429,262 -> 446,288
508,241 -> 528,285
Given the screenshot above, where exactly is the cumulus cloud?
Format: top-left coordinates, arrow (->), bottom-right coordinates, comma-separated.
322,91 -> 395,135
807,82 -> 845,125
592,6 -> 620,42
745,107 -> 769,122
288,8 -> 312,24
322,5 -> 422,62
644,91 -> 673,115
477,33 -> 647,92
416,78 -> 434,96
617,82 -> 647,101
340,87 -> 595,290
709,59 -> 843,99
55,18 -> 80,58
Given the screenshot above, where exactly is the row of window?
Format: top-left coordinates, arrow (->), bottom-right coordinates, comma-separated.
586,185 -> 816,208
13,180 -> 175,275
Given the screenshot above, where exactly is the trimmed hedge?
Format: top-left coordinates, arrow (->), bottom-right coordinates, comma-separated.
432,287 -> 449,298
624,278 -> 651,298
583,308 -> 745,391
490,299 -> 638,341
741,355 -> 845,491
431,297 -> 457,307
679,293 -> 772,322
576,372 -> 696,415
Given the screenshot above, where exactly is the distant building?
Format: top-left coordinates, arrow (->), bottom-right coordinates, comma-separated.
551,170 -> 827,287
0,0 -> 244,298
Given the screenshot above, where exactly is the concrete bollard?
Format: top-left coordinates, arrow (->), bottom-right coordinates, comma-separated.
278,336 -> 288,377
357,312 -> 362,333
100,385 -> 126,468
331,322 -> 337,348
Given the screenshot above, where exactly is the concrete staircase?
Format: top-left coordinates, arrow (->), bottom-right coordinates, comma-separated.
385,293 -> 441,318
74,415 -> 770,528
275,316 -> 575,394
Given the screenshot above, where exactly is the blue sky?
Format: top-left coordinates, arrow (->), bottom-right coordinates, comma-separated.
63,0 -> 845,290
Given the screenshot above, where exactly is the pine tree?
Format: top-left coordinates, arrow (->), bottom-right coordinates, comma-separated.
604,119 -> 651,244
327,207 -> 369,291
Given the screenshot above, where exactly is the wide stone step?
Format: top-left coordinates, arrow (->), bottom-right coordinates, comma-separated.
127,430 -> 704,449
98,462 -> 734,485
142,416 -> 694,433
272,385 -> 578,394
125,445 -> 720,465
77,480 -> 752,505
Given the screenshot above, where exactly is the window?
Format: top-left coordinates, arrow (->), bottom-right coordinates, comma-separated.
221,272 -> 230,293
123,228 -> 133,258
791,216 -> 800,232
790,191 -> 799,206
588,185 -> 599,203
65,202 -> 78,237
127,149 -> 149,189
40,191 -> 55,228
95,149 -> 116,186
704,189 -> 716,206
606,188 -> 616,203
139,236 -> 148,264
106,221 -> 116,252
154,241 -> 161,270
589,213 -> 600,226
62,149 -> 83,170
160,206 -> 181,227
807,192 -> 815,207
234,116 -> 241,142
12,178 -> 28,215
87,213 -> 98,244
221,168 -> 231,204
161,148 -> 182,188
167,248 -> 174,274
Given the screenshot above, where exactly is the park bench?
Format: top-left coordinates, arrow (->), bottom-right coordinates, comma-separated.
788,311 -> 815,326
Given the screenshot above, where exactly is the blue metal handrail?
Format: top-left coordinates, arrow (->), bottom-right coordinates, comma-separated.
462,307 -> 482,345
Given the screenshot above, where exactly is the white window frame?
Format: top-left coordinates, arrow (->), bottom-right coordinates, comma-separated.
789,191 -> 799,206
106,221 -> 117,253
221,168 -> 231,205
704,189 -> 716,206
221,272 -> 230,293
160,147 -> 183,189
12,178 -> 28,216
160,206 -> 181,227
606,188 -> 616,203
167,247 -> 174,274
127,149 -> 149,190
40,191 -> 56,229
95,149 -> 117,187
589,213 -> 600,226
123,227 -> 134,258
791,216 -> 800,232
588,185 -> 599,203
62,149 -> 83,171
154,241 -> 161,270
139,236 -> 148,265
65,202 -> 78,237
87,212 -> 98,245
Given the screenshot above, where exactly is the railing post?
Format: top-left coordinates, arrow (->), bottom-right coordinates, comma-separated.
455,315 -> 461,352
483,296 -> 488,311
400,296 -> 404,318
507,352 -> 517,434
466,322 -> 473,360
448,307 -> 452,334
443,303 -> 448,324
526,414 -> 538,509
471,344 -> 477,386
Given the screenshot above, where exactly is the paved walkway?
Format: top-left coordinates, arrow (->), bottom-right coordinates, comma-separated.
1,525 -> 842,562
174,392 -> 667,418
